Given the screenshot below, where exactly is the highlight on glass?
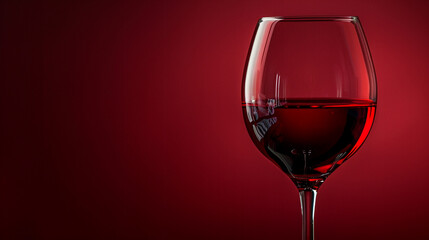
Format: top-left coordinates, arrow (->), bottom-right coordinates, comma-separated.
242,16 -> 376,240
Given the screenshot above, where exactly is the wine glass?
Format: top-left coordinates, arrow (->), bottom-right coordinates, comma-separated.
242,16 -> 376,240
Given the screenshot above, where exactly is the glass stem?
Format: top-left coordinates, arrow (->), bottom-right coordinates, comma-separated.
299,189 -> 317,240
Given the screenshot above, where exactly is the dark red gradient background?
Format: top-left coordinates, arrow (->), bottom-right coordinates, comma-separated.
1,0 -> 429,239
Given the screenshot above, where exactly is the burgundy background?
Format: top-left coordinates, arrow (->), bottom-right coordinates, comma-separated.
1,0 -> 429,239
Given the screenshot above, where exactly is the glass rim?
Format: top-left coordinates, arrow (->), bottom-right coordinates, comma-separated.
260,16 -> 359,22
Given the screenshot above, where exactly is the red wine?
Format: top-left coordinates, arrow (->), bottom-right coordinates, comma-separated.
243,99 -> 376,188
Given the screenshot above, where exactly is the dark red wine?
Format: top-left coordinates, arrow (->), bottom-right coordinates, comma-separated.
243,99 -> 376,188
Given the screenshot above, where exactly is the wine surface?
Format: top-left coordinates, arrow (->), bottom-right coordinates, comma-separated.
243,99 -> 376,187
